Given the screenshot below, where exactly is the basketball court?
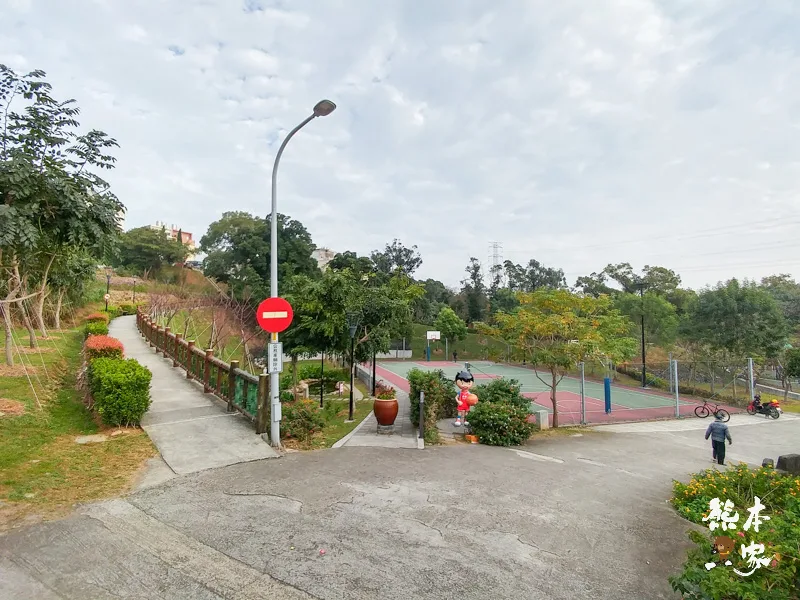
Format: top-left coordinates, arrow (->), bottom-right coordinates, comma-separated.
374,360 -> 716,426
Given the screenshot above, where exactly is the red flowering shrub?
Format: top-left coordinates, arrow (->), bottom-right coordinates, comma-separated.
85,312 -> 110,324
84,335 -> 124,361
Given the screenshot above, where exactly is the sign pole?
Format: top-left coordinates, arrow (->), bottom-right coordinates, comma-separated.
255,297 -> 294,446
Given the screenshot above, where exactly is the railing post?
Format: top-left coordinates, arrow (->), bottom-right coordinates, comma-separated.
419,391 -> 425,440
256,373 -> 270,436
203,349 -> 213,392
228,360 -> 239,412
163,327 -> 171,357
186,341 -> 195,379
150,325 -> 157,348
173,333 -> 182,367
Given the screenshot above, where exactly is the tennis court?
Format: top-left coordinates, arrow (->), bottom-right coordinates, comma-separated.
375,360 -> 718,426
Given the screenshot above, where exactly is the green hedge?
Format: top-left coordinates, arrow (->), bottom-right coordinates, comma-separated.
467,401 -> 536,446
88,358 -> 153,426
472,377 -> 530,410
407,368 -> 457,443
119,303 -> 137,315
281,399 -> 325,443
84,321 -> 109,338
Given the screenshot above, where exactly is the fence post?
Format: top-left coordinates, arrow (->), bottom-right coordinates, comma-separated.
579,362 -> 586,425
228,360 -> 239,412
418,391 -> 425,440
256,373 -> 270,436
173,334 -> 182,367
673,359 -> 680,417
186,341 -> 195,379
150,325 -> 158,348
747,357 -> 755,402
203,349 -> 213,393
163,327 -> 171,358
668,352 -> 673,393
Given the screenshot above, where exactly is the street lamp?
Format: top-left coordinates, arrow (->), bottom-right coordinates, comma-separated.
132,278 -> 136,303
105,269 -> 112,311
346,311 -> 361,421
269,99 -> 336,447
633,281 -> 648,388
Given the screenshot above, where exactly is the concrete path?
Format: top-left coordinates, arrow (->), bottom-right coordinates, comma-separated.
109,316 -> 278,475
337,387 -> 419,449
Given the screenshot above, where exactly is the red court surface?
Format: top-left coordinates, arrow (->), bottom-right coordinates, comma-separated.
372,364 -> 734,426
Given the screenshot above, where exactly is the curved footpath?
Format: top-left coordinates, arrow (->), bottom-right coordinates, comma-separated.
109,315 -> 278,477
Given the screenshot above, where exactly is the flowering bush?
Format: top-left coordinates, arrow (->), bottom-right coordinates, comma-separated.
375,380 -> 396,399
85,312 -> 110,324
669,463 -> 800,599
84,335 -> 124,361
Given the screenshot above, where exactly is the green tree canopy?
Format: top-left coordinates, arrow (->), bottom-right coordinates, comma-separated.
433,306 -> 468,348
113,226 -> 188,276
683,279 -> 788,359
199,211 -> 318,302
614,291 -> 680,349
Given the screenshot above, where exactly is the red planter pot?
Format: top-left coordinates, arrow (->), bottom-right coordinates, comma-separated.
373,397 -> 399,426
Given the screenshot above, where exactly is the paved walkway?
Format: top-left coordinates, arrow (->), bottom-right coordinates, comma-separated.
110,316 -> 278,475
335,378 -> 420,449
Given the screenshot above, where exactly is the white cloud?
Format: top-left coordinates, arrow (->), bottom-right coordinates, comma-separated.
1,0 -> 799,290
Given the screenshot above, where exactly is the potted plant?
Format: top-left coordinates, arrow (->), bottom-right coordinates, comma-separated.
373,380 -> 398,426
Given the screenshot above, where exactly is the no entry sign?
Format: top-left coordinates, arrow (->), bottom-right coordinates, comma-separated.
256,297 -> 294,333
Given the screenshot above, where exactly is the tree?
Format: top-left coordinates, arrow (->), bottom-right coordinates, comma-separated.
477,290 -> 637,427
459,257 -> 487,323
412,278 -> 452,324
760,274 -> 800,332
370,239 -> 422,278
503,259 -> 566,292
614,292 -> 680,351
113,226 -> 188,276
433,306 -> 468,357
199,211 -> 318,303
327,251 -> 375,279
48,249 -> 96,328
778,346 -> 800,402
683,279 -> 788,359
574,272 -> 614,297
1,64 -> 123,361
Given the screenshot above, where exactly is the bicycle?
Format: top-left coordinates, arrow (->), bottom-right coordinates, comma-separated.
694,400 -> 731,422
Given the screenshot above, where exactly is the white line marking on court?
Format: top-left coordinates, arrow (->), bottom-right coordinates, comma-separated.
509,449 -> 564,463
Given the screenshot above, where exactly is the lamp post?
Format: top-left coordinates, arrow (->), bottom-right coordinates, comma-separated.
346,311 -> 360,421
634,281 -> 648,388
268,99 -> 336,447
105,270 -> 112,311
132,278 -> 136,303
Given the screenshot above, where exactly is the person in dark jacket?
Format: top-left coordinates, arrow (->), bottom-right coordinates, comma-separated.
705,414 -> 732,466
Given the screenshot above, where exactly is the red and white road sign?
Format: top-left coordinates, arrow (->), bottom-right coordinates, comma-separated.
256,297 -> 294,333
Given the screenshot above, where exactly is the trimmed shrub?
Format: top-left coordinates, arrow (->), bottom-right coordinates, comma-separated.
88,358 -> 152,426
472,377 -> 529,410
85,312 -> 110,324
84,335 -> 124,361
466,401 -> 536,446
669,464 -> 800,598
107,306 -> 123,319
84,321 -> 109,338
281,400 -> 325,443
407,368 -> 457,443
119,303 -> 137,315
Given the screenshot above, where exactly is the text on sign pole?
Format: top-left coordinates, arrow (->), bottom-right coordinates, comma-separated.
268,342 -> 283,374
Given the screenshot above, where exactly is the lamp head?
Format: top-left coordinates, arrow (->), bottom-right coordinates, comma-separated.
313,99 -> 336,117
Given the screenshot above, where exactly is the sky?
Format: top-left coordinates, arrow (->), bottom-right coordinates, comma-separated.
2,0 -> 799,292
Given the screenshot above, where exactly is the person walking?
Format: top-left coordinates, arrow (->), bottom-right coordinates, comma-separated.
704,413 -> 732,466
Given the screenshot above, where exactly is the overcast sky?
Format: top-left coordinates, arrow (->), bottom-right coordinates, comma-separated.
2,0 -> 799,291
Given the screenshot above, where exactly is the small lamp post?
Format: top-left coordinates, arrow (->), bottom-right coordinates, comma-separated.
105,269 -> 112,311
132,278 -> 137,303
346,311 -> 361,421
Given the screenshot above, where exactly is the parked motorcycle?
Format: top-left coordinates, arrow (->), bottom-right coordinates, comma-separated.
746,394 -> 781,419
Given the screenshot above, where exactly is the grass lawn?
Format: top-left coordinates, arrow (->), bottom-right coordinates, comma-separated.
0,323 -> 156,531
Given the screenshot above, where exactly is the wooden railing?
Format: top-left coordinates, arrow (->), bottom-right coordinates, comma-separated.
136,308 -> 270,435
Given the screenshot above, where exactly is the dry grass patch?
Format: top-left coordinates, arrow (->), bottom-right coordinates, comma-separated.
0,398 -> 26,417
0,364 -> 39,377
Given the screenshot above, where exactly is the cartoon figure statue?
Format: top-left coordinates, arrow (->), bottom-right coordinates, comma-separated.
454,370 -> 478,427
705,536 -> 736,570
